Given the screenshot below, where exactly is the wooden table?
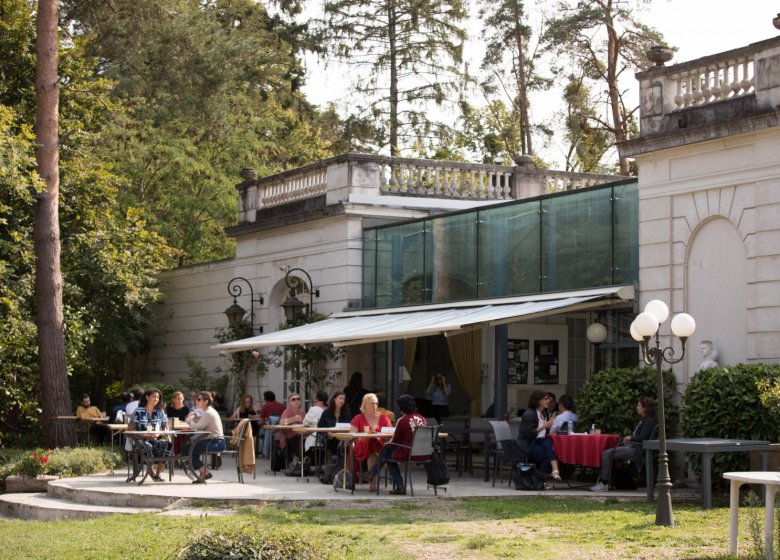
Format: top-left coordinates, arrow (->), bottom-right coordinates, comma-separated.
54,415 -> 109,446
724,471 -> 780,560
643,438 -> 770,508
261,423 -> 303,474
333,432 -> 393,493
292,426 -> 352,479
549,433 -> 620,469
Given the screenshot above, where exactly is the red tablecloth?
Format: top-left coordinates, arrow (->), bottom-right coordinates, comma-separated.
548,433 -> 620,468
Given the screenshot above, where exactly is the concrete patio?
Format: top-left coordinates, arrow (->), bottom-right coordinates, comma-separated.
0,455 -> 695,520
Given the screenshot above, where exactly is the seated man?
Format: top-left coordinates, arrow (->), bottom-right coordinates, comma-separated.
75,393 -> 110,445
363,394 -> 426,495
257,391 -> 286,458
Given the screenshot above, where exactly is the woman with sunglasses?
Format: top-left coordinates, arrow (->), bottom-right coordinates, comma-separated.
279,393 -> 304,464
183,391 -> 225,483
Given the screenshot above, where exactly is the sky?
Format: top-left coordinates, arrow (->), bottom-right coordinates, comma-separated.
301,0 -> 779,165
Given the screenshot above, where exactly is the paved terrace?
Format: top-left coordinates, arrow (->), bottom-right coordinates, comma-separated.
0,456 -> 701,520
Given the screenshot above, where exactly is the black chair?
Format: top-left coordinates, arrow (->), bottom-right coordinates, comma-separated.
127,438 -> 175,485
441,417 -> 471,476
381,425 -> 438,497
608,424 -> 660,489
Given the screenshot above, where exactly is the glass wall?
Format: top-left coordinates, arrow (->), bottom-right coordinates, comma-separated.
362,180 -> 638,308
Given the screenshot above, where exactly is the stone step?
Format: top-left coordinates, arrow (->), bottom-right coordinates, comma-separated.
0,492 -> 159,521
48,476 -> 181,509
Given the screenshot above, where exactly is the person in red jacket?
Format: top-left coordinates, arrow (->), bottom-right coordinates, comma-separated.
363,394 -> 426,495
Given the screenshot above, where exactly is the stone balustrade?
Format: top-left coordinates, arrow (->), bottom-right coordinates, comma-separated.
235,153 -> 624,224
636,36 -> 780,137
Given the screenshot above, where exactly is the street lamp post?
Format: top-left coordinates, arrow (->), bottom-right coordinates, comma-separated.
586,321 -> 608,373
630,299 -> 695,527
281,268 -> 319,322
225,277 -> 264,332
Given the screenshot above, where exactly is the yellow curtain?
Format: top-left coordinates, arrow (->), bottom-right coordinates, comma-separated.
446,330 -> 481,416
402,338 -> 417,393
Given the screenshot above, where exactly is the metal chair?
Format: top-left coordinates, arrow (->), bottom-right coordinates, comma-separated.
489,420 -> 525,487
382,425 -> 437,497
225,419 -> 254,483
441,417 -> 471,476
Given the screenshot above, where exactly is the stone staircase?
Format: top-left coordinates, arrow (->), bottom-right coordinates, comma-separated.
0,477 -> 175,520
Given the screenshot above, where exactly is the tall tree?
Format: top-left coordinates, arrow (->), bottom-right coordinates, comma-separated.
63,0 -> 335,264
561,76 -> 613,172
320,0 -> 468,156
477,0 -> 546,157
543,0 -> 664,174
34,0 -> 74,447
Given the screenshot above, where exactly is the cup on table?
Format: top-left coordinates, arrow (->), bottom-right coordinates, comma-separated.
593,428 -> 602,435
364,426 -> 370,434
146,424 -> 152,432
167,418 -> 175,431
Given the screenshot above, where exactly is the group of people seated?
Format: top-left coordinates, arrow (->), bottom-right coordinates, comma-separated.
499,389 -> 657,491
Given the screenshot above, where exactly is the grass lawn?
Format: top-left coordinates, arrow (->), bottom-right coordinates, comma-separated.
0,496 -> 761,559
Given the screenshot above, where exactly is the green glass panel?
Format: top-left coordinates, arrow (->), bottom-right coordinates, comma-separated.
430,212 -> 478,303
613,182 -> 639,285
477,202 -> 541,297
541,188 -> 614,291
362,230 -> 376,308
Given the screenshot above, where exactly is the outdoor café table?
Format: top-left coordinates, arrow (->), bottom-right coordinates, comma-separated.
643,438 -> 770,508
292,426 -> 352,480
107,423 -> 127,450
124,429 -> 208,484
54,415 -> 109,446
548,433 -> 620,469
333,431 -> 393,493
261,423 -> 303,474
724,471 -> 780,560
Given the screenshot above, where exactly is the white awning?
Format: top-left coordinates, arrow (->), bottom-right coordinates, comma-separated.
212,285 -> 634,353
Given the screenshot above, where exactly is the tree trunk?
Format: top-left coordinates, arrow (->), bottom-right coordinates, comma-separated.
605,8 -> 629,174
35,0 -> 75,448
511,1 -> 532,155
388,0 -> 399,156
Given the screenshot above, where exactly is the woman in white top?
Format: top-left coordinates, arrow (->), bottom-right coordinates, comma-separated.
302,390 -> 329,453
183,391 -> 225,483
550,394 -> 579,434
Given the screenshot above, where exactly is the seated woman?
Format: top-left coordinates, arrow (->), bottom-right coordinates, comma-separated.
232,394 -> 259,436
350,393 -> 392,490
590,396 -> 657,492
278,393 -> 305,464
183,391 -> 225,483
518,390 -> 562,481
550,394 -> 578,434
128,388 -> 170,482
363,394 -> 425,495
318,390 -> 352,455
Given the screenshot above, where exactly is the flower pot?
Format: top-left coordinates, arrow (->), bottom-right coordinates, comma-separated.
4,475 -> 57,493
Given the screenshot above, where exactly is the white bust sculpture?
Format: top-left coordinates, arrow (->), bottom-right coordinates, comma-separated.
697,340 -> 719,371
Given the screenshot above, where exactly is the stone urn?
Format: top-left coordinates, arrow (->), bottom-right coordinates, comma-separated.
773,13 -> 780,31
647,45 -> 674,67
4,475 -> 57,493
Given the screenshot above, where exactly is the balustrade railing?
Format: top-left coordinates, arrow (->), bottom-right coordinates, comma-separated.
670,55 -> 754,110
236,153 -> 624,223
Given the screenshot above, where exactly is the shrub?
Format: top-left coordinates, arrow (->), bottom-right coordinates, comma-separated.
0,447 -> 124,491
682,363 -> 780,486
577,366 -> 678,437
173,525 -> 321,560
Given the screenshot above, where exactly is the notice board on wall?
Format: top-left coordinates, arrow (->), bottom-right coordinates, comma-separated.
507,339 -> 529,384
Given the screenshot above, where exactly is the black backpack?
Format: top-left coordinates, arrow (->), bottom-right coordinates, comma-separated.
320,453 -> 341,485
426,449 -> 449,486
514,463 -> 544,491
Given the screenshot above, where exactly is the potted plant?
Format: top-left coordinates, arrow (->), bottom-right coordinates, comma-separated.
5,449 -> 57,493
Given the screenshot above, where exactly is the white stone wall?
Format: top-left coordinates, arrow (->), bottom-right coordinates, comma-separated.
635,126 -> 780,384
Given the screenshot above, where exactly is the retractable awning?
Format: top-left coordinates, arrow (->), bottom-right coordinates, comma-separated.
212,285 -> 634,353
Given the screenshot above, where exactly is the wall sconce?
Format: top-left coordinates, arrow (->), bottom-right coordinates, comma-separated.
225,276 -> 264,333
281,267 -> 319,322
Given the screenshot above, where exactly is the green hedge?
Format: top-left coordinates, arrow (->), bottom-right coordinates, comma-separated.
577,366 -> 678,437
682,363 -> 780,487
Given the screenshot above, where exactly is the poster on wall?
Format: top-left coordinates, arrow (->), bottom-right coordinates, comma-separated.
534,340 -> 559,384
507,339 -> 529,384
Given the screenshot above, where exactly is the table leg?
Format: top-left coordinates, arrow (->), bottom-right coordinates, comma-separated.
483,433 -> 490,482
729,479 -> 741,555
645,449 -> 654,502
764,485 -> 776,560
701,453 -> 713,509
299,434 -> 306,480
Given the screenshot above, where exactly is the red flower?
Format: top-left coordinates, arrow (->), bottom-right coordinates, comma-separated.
32,452 -> 38,459
40,456 -> 49,464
